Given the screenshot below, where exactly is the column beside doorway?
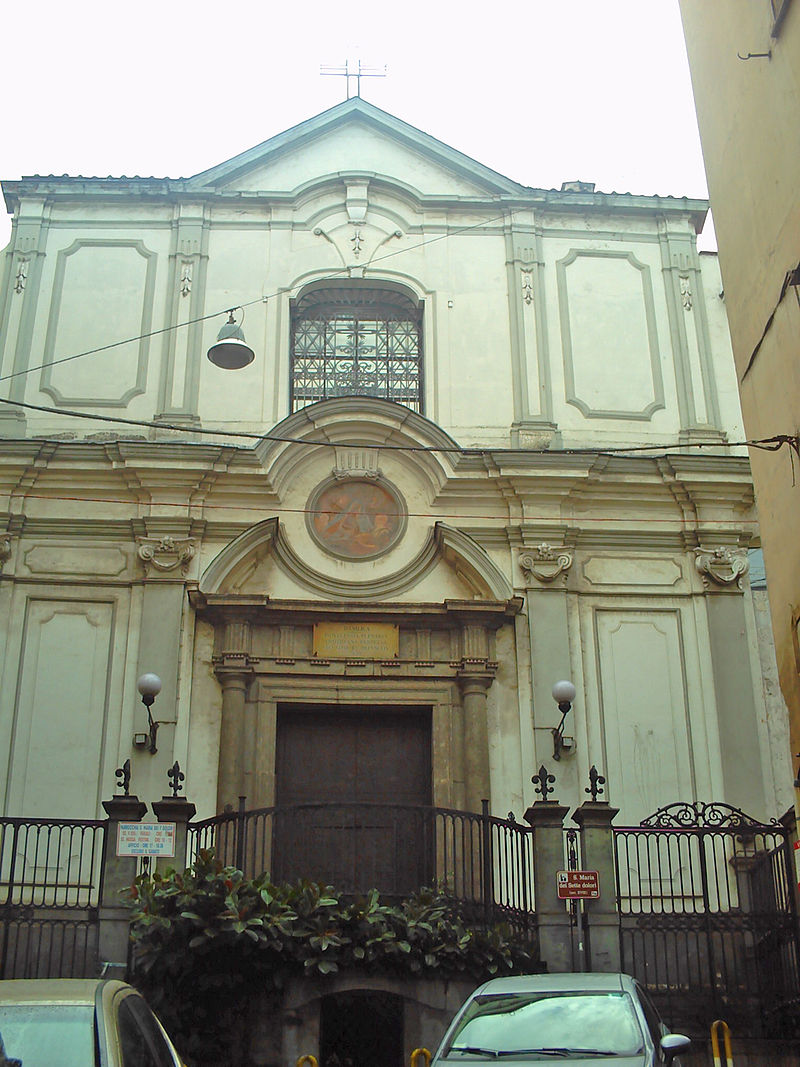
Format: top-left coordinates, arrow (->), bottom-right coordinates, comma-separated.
216,669 -> 254,811
458,672 -> 493,813
200,604 -> 516,818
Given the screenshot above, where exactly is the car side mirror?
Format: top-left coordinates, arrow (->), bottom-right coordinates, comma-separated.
660,1033 -> 691,1065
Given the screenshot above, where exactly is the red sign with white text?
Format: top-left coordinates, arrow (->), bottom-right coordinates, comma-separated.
557,870 -> 600,899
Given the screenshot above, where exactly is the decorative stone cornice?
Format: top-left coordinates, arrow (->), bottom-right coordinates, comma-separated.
519,544 -> 573,585
694,546 -> 748,590
137,535 -> 195,576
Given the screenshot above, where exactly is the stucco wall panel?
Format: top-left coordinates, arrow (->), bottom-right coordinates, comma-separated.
557,249 -> 664,420
4,598 -> 116,818
591,607 -> 698,824
41,240 -> 157,406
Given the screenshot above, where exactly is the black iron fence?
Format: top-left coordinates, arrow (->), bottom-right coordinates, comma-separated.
614,802 -> 800,1039
0,816 -> 106,978
188,800 -> 535,937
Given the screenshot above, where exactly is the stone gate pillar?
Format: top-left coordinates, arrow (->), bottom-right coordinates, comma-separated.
99,781 -> 147,979
524,783 -> 571,972
572,799 -> 621,972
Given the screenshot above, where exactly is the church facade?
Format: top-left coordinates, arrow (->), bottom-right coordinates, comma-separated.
0,97 -> 790,843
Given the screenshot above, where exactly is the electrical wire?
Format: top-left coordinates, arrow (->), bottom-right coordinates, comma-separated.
0,392 -> 792,458
0,211 -> 510,386
741,262 -> 800,381
1,208 -> 797,462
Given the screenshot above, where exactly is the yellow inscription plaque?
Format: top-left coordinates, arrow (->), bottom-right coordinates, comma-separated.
313,622 -> 399,660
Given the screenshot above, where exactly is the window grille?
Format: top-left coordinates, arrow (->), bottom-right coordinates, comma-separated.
290,283 -> 423,412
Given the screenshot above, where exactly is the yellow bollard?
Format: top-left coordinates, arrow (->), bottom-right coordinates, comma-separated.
297,1056 -> 319,1067
710,1020 -> 733,1067
411,1049 -> 432,1067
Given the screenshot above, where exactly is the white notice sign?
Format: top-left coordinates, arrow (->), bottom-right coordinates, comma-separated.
117,822 -> 176,857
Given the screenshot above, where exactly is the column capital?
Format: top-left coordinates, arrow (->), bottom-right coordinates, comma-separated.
214,665 -> 255,687
456,670 -> 494,695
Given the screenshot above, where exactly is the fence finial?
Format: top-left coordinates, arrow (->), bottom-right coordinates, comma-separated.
168,761 -> 185,798
585,765 -> 606,802
532,764 -> 556,801
115,759 -> 131,797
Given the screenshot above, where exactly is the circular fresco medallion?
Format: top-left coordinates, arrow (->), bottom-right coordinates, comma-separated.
308,478 -> 406,560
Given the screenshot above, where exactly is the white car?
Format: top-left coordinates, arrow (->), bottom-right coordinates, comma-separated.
0,978 -> 184,1067
430,973 -> 690,1066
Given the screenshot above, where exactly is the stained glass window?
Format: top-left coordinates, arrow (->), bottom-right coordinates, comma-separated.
291,283 -> 423,413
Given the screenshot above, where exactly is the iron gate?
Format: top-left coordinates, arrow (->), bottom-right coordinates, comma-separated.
614,802 -> 800,1038
0,817 -> 105,978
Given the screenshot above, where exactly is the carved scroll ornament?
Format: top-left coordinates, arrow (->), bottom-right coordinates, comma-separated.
694,546 -> 748,590
137,535 -> 196,575
521,269 -> 534,305
14,259 -> 28,295
519,544 -> 573,585
679,274 -> 693,311
0,537 -> 11,573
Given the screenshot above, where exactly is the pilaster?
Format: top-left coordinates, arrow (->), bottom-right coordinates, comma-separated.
134,524 -> 195,777
697,547 -> 767,816
519,545 -> 575,768
657,221 -> 725,443
0,199 -> 50,432
155,204 -> 209,426
508,217 -> 559,448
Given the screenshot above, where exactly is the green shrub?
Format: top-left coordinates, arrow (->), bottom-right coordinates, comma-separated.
124,850 -> 536,1065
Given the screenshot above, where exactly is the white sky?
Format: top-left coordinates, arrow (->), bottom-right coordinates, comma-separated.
0,0 -> 713,250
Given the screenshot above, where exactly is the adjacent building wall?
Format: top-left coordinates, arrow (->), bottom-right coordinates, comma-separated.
680,0 -> 800,810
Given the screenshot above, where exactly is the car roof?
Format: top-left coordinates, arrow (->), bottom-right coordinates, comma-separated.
471,973 -> 633,995
0,979 -> 129,1005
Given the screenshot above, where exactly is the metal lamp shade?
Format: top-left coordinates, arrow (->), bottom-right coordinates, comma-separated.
207,320 -> 255,370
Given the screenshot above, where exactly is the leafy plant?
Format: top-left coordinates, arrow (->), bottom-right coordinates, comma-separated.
124,851 -> 536,1066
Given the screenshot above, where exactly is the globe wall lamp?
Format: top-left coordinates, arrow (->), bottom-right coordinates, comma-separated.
207,308 -> 255,370
134,672 -> 162,754
551,679 -> 577,761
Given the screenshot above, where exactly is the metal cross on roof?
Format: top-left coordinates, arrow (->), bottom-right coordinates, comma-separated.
321,60 -> 387,100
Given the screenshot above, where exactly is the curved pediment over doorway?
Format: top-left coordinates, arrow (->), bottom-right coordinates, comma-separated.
196,518 -> 515,603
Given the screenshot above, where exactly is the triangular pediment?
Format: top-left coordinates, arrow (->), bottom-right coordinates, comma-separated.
186,98 -> 525,200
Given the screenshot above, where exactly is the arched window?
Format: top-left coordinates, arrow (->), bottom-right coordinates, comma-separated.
290,281 -> 423,412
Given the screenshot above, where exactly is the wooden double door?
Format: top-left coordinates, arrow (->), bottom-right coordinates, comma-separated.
274,705 -> 432,894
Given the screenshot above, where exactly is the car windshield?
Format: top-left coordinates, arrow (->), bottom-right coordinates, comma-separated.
0,1003 -> 96,1067
443,991 -> 644,1058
